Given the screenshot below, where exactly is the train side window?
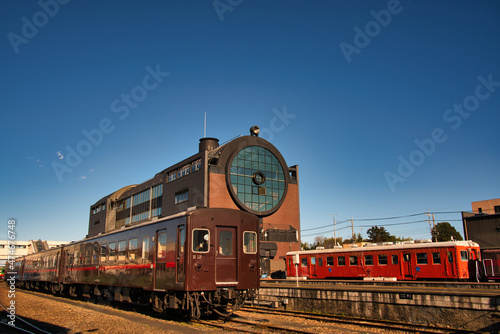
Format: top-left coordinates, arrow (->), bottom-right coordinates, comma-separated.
460,250 -> 468,261
364,255 -> 373,266
142,238 -> 150,261
92,243 -> 99,264
338,256 -> 346,266
432,252 -> 441,264
85,244 -> 92,265
311,257 -> 316,265
349,256 -> 357,266
128,238 -> 139,261
301,258 -> 307,267
109,242 -> 116,262
243,231 -> 257,254
448,251 -> 453,263
193,229 -> 210,253
100,243 -> 107,263
318,257 -> 323,266
118,240 -> 126,262
378,254 -> 388,265
417,253 -> 428,264
392,255 -> 399,265
157,232 -> 167,258
327,257 -> 334,266
403,254 -> 410,262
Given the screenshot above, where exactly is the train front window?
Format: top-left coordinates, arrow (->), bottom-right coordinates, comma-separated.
243,231 -> 257,254
460,250 -> 468,261
193,229 -> 210,253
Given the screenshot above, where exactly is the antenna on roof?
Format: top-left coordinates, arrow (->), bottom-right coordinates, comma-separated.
204,112 -> 207,138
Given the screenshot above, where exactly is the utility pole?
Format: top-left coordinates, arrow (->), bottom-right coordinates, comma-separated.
351,217 -> 355,242
425,209 -> 436,241
330,214 -> 337,246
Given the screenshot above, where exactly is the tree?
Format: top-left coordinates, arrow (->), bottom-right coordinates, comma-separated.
366,226 -> 393,243
301,241 -> 312,251
431,222 -> 463,242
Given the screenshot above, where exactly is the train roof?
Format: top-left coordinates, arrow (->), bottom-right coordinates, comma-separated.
286,240 -> 480,256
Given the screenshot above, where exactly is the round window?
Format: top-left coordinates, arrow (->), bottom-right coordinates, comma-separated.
228,146 -> 286,215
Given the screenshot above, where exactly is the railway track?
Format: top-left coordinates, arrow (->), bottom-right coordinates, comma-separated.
0,303 -> 53,334
238,306 -> 485,334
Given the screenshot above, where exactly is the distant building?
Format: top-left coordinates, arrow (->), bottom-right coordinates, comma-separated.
0,240 -> 69,267
463,198 -> 500,278
471,198 -> 500,214
87,126 -> 301,274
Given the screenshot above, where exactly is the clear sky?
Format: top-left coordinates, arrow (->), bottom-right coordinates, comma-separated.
1,1 -> 499,245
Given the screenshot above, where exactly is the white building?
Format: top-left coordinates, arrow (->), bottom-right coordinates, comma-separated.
0,240 -> 69,267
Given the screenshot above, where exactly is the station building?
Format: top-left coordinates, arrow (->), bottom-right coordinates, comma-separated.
87,126 -> 300,274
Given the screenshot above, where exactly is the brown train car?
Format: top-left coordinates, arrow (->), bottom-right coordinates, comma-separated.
15,208 -> 260,319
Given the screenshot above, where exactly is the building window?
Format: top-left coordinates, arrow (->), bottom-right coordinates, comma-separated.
191,159 -> 201,173
179,165 -> 190,178
228,146 -> 286,214
168,171 -> 177,182
478,207 -> 483,213
495,206 -> 500,214
175,189 -> 189,204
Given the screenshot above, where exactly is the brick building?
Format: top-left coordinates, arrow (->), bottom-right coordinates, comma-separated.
87,126 -> 300,274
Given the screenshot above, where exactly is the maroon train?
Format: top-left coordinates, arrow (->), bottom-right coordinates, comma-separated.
12,208 -> 260,318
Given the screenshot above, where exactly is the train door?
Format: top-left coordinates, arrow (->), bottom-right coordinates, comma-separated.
216,226 -> 237,284
447,251 -> 456,277
403,253 -> 412,278
176,226 -> 186,284
310,257 -> 317,277
154,229 -> 167,290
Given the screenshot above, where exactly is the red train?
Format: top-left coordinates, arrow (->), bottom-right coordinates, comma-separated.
11,208 -> 260,318
286,241 -> 482,281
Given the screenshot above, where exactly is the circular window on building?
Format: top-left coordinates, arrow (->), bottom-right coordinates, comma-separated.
228,146 -> 286,215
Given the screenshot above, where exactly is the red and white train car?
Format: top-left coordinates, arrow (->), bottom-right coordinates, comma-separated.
286,241 -> 481,281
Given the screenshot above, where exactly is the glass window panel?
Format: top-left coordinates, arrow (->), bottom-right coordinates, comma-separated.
243,232 -> 257,254
219,230 -> 233,256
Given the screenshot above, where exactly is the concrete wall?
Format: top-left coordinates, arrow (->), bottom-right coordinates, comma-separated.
258,286 -> 500,331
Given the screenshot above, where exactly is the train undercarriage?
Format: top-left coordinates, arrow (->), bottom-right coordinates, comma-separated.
17,280 -> 256,319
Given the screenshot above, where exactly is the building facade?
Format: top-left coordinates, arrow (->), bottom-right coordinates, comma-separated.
471,198 -> 500,215
87,127 -> 300,274
463,198 -> 500,278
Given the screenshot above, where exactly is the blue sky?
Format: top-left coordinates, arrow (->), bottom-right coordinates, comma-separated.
1,1 -> 499,245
